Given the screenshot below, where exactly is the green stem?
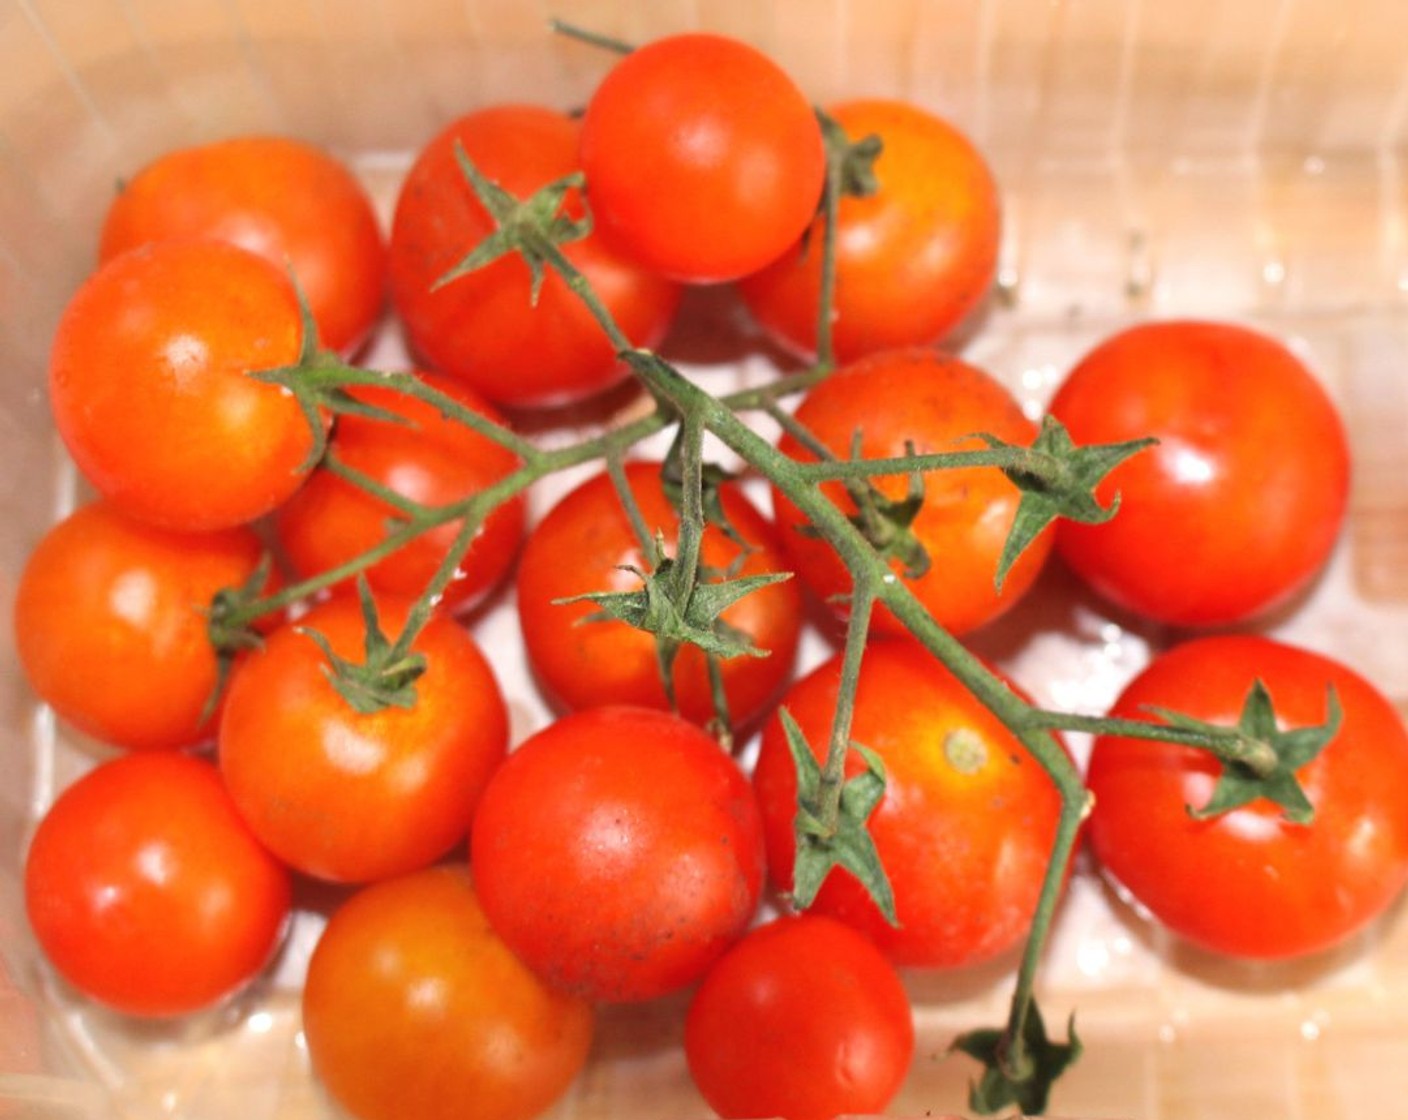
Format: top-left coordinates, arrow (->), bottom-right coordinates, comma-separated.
797,444 -> 1054,483
816,574 -> 877,830
547,18 -> 635,55
1025,709 -> 1280,777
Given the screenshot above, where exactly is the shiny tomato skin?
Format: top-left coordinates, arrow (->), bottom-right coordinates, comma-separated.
470,706 -> 765,1003
24,752 -> 291,1018
389,104 -> 680,408
753,638 -> 1066,968
13,500 -> 274,752
303,865 -> 594,1120
1047,320 -> 1351,627
772,348 -> 1052,637
98,135 -> 386,355
579,33 -> 826,283
1087,635 -> 1408,961
684,913 -> 914,1120
217,593 -> 508,883
739,98 -> 1000,363
515,460 -> 803,730
49,239 -> 316,531
274,371 -> 525,615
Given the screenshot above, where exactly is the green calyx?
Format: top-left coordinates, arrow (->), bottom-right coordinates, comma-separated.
953,999 -> 1082,1116
299,580 -> 427,716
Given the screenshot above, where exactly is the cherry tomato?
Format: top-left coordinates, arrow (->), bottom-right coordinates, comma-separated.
579,33 -> 826,283
98,135 -> 386,355
470,706 -> 765,1003
515,460 -> 803,730
389,104 -> 680,408
739,98 -> 1000,363
684,913 -> 914,1120
772,347 -> 1052,637
24,752 -> 291,1018
274,370 -> 525,615
302,865 -> 594,1120
1047,320 -> 1351,627
49,239 -> 318,531
218,592 -> 508,883
753,638 -> 1066,968
1086,635 -> 1408,960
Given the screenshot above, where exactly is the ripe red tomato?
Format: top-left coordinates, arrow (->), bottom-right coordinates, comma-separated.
1086,635 -> 1408,961
217,592 -> 508,883
579,33 -> 826,283
684,913 -> 914,1120
470,706 -> 765,1003
98,135 -> 387,355
753,638 -> 1066,968
49,239 -> 318,531
13,500 -> 275,752
24,752 -> 291,1018
1047,320 -> 1351,627
388,104 -> 680,408
772,348 -> 1052,637
274,370 -> 525,615
739,98 -> 1000,363
515,460 -> 803,730
302,865 -> 594,1120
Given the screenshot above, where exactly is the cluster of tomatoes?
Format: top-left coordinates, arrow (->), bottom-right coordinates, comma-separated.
15,27 -> 1408,1120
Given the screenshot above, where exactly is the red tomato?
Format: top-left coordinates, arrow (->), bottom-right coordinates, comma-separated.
684,913 -> 914,1120
753,638 -> 1066,968
13,500 -> 275,752
579,33 -> 826,283
389,104 -> 680,408
275,370 -> 525,615
217,592 -> 508,883
24,752 -> 291,1017
470,706 -> 765,1002
303,865 -> 594,1120
739,98 -> 1001,363
1086,635 -> 1408,960
515,460 -> 803,730
772,348 -> 1052,637
49,239 -> 318,531
1047,320 -> 1351,627
98,135 -> 386,355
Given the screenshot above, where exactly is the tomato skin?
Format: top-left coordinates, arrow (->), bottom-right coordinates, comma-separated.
515,460 -> 803,729
303,865 -> 594,1120
98,135 -> 386,356
24,752 -> 291,1018
579,33 -> 826,283
470,706 -> 765,1003
739,98 -> 1000,363
1086,635 -> 1408,961
753,638 -> 1066,968
274,370 -> 526,615
1047,320 -> 1351,627
217,593 -> 508,883
772,348 -> 1052,637
684,913 -> 914,1120
389,104 -> 680,408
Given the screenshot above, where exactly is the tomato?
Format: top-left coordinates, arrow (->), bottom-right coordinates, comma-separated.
579,33 -> 826,283
98,135 -> 386,356
772,347 -> 1052,637
275,370 -> 525,615
1046,320 -> 1351,627
302,865 -> 593,1120
738,98 -> 1001,363
684,913 -> 914,1120
49,239 -> 318,531
24,752 -> 291,1018
1086,635 -> 1408,961
753,638 -> 1066,968
388,104 -> 680,408
217,592 -> 508,883
470,706 -> 765,1002
515,460 -> 803,730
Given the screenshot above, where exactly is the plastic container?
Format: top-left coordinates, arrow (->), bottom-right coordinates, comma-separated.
5,1 -> 1408,1117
